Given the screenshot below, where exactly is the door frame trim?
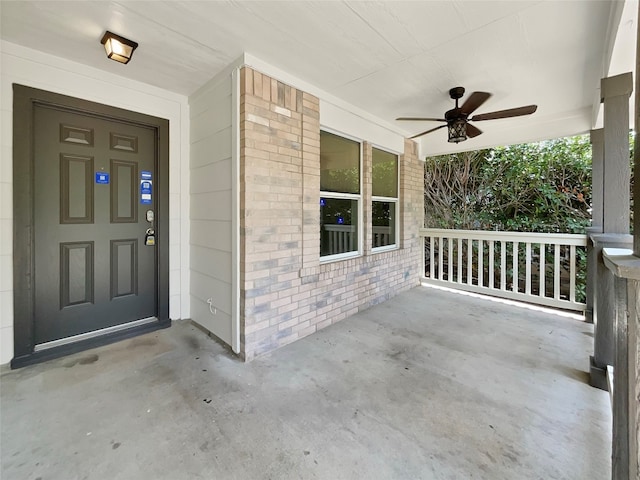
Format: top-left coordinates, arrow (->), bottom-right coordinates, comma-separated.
11,85 -> 170,368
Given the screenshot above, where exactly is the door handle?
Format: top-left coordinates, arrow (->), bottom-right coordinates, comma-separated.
145,228 -> 156,246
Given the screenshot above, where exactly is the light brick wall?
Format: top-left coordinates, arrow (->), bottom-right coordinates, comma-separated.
240,67 -> 423,361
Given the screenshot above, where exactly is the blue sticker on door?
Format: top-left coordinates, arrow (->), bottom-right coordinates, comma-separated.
140,180 -> 152,204
95,172 -> 110,184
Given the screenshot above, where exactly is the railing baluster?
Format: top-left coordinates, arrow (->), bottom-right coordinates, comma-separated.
448,237 -> 453,282
457,238 -> 463,283
467,239 -> 473,285
478,240 -> 484,287
488,240 -> 495,289
569,244 -> 576,303
500,241 -> 506,290
512,241 -> 519,293
525,242 -> 532,295
429,236 -> 435,279
422,236 -> 426,277
539,243 -> 546,298
418,228 -> 587,312
554,244 -> 560,300
438,237 -> 444,280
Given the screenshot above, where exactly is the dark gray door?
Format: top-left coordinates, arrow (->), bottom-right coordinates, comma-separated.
33,105 -> 157,344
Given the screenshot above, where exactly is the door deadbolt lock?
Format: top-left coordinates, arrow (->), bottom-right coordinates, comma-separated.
146,210 -> 154,223
145,228 -> 156,246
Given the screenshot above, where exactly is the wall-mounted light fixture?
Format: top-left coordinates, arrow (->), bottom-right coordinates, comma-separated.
100,31 -> 138,64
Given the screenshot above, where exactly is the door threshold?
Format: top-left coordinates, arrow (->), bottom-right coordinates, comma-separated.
11,317 -> 170,369
35,317 -> 159,352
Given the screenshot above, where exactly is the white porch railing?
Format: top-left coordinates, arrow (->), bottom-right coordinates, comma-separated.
372,226 -> 392,248
420,228 -> 588,311
323,225 -> 393,254
323,224 -> 356,255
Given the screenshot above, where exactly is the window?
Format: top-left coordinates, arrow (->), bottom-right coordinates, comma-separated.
372,147 -> 398,250
320,131 -> 361,260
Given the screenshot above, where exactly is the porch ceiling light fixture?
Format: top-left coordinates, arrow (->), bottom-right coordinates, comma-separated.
100,31 -> 138,64
447,118 -> 467,143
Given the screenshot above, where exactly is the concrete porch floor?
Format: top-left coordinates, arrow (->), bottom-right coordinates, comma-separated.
1,286 -> 611,480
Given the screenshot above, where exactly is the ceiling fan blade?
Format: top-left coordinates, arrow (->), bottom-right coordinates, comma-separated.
409,124 -> 447,139
460,92 -> 491,115
396,117 -> 446,122
466,123 -> 483,138
470,105 -> 538,122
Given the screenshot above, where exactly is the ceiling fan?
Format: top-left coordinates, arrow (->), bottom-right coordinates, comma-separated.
397,87 -> 537,143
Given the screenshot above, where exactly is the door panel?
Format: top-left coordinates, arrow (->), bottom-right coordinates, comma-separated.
111,239 -> 138,298
111,160 -> 138,222
60,241 -> 94,307
60,154 -> 94,223
34,105 -> 157,344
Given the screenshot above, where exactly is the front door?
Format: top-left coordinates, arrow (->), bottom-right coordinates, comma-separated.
33,105 -> 158,345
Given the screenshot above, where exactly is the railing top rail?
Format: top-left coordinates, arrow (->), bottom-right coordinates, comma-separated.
419,228 -> 587,246
324,224 -> 357,232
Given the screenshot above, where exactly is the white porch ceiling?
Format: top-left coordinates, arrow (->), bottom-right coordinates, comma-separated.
1,0 -> 636,156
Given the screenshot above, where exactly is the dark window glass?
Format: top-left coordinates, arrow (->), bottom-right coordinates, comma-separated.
320,197 -> 358,256
372,148 -> 398,198
320,131 -> 360,194
372,201 -> 395,248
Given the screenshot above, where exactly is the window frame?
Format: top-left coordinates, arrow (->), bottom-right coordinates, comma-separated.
371,145 -> 400,253
319,128 -> 363,263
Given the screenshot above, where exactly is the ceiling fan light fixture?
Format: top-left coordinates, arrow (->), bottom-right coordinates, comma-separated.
447,119 -> 467,143
397,86 -> 536,143
100,31 -> 138,64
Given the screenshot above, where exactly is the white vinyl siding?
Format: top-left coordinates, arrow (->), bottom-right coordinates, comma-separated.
189,73 -> 234,345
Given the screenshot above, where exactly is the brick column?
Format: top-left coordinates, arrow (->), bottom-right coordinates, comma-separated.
400,139 -> 421,249
300,93 -> 321,276
239,67 -> 320,360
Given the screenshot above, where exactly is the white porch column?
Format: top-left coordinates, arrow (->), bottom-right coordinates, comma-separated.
603,250 -> 639,480
589,74 -> 634,390
590,233 -> 632,390
602,72 -> 632,233
586,129 -> 603,326
636,14 -> 640,258
590,129 -> 604,231
600,13 -> 638,478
